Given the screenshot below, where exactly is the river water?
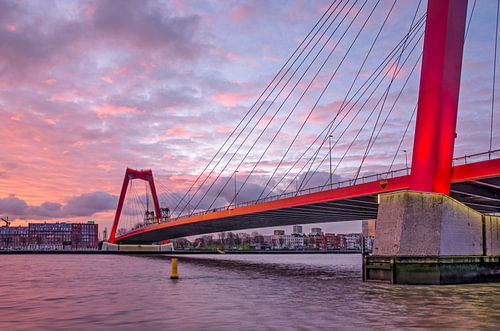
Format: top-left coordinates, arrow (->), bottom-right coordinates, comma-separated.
0,254 -> 498,330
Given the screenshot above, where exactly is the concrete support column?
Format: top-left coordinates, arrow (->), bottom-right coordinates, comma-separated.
373,191 -> 487,256
365,191 -> 500,284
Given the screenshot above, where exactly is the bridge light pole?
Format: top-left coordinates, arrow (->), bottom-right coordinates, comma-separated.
329,135 -> 333,186
234,170 -> 238,207
403,150 -> 408,174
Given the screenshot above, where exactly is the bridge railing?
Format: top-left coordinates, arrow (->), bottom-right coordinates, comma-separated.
233,167 -> 411,208
164,167 -> 411,222
452,149 -> 500,166
122,150 -> 499,234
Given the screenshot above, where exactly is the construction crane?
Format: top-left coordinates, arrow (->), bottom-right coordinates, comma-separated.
1,216 -> 10,227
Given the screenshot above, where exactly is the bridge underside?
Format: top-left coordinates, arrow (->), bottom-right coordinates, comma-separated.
116,160 -> 500,244
120,196 -> 380,243
450,177 -> 500,214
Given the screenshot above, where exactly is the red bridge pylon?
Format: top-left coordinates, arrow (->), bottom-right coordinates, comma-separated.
108,168 -> 161,244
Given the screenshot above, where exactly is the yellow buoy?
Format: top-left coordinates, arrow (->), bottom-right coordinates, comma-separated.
170,258 -> 179,279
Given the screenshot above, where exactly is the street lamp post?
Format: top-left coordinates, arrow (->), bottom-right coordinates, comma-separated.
329,135 -> 333,186
403,150 -> 409,174
234,170 -> 238,207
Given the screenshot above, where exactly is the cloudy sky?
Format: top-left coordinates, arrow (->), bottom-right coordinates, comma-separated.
0,0 -> 498,236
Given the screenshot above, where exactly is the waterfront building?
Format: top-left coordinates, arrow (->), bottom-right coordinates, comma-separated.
310,227 -> 323,236
345,233 -> 361,250
270,234 -> 304,249
286,235 -> 304,249
29,222 -> 72,250
270,234 -> 284,249
0,227 -> 29,250
363,236 -> 374,252
172,238 -> 191,249
311,234 -> 326,250
0,221 -> 98,251
263,235 -> 273,246
324,233 -> 346,250
292,225 -> 303,235
362,220 -> 376,237
70,222 -> 98,250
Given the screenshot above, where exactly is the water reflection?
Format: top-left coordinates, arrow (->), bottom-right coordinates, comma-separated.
0,254 -> 498,330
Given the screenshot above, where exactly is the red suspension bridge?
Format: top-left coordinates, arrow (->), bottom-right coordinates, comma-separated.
109,0 -> 500,245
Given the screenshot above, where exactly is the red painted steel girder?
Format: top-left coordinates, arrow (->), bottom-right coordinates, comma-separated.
410,0 -> 468,194
451,158 -> 500,183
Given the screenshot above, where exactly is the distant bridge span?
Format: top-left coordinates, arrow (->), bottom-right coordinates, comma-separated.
115,157 -> 500,244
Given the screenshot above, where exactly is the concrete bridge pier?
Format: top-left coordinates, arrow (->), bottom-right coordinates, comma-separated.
364,191 -> 500,284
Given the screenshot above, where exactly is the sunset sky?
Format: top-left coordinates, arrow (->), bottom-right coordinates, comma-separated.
0,0 -> 498,236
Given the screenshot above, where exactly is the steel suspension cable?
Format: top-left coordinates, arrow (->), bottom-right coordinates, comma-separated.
353,0 -> 422,182
257,0 -> 398,200
387,0 -> 477,175
292,16 -> 426,192
333,52 -> 422,187
300,29 -> 425,190
230,0 -> 380,206
359,53 -> 422,164
465,0 -> 477,40
130,183 -> 145,222
170,0 -> 342,215
124,182 -> 138,231
193,0 -> 356,213
266,16 -> 426,196
207,0 -> 363,210
126,181 -> 138,231
387,104 -> 417,173
157,181 -> 195,216
156,181 -> 181,205
294,24 -> 425,192
178,0 -> 348,216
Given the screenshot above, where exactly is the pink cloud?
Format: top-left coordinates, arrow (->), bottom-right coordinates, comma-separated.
6,24 -> 16,32
84,3 -> 96,18
229,4 -> 255,24
384,60 -> 408,79
164,127 -> 205,139
211,92 -> 251,107
100,76 -> 113,84
49,94 -> 76,102
94,104 -> 137,117
210,48 -> 241,62
215,126 -> 233,134
225,51 -> 240,61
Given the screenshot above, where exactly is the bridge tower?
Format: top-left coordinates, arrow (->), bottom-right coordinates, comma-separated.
108,168 -> 162,244
368,0 -> 500,284
410,0 -> 468,194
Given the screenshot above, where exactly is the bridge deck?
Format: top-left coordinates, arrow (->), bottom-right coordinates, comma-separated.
116,159 -> 500,243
